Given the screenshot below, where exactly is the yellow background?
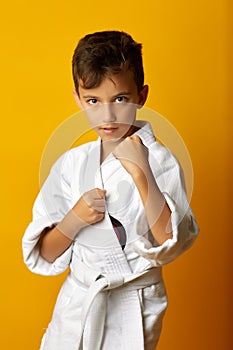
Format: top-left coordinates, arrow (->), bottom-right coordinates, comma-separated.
0,1 -> 232,349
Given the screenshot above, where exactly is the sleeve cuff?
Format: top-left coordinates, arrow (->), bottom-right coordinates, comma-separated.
132,192 -> 199,266
22,215 -> 73,276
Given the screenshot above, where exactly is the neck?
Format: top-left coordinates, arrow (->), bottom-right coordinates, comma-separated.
101,139 -> 121,163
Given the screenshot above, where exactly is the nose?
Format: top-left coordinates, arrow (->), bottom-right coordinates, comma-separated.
102,103 -> 117,123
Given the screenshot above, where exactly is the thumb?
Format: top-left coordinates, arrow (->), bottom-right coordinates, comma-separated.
127,135 -> 143,144
95,188 -> 107,198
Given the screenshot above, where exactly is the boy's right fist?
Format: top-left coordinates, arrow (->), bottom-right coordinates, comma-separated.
72,188 -> 107,227
56,188 -> 107,240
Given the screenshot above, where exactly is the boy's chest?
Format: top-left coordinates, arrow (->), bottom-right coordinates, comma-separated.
70,151 -> 145,230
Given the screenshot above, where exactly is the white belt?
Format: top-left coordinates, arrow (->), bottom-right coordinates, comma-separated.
71,256 -> 162,350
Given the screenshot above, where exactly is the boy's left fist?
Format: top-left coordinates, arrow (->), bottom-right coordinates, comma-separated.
112,135 -> 150,176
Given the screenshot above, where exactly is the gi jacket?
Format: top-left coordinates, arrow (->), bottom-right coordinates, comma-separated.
22,121 -> 199,350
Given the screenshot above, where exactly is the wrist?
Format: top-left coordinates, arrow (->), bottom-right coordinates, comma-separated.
56,209 -> 86,240
131,163 -> 152,183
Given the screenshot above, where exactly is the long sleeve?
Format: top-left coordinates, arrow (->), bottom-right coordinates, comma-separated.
22,151 -> 74,275
133,141 -> 199,266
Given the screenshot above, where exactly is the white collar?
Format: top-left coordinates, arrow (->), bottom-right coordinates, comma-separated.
133,120 -> 156,147
96,120 -> 156,148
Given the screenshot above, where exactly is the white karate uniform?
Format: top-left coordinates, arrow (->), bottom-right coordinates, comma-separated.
22,121 -> 199,350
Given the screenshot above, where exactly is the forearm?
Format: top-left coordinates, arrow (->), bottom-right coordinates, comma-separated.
132,167 -> 173,245
39,188 -> 106,263
39,226 -> 73,263
39,210 -> 83,263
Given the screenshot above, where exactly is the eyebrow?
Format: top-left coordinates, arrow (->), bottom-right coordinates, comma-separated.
82,95 -> 99,99
82,92 -> 132,99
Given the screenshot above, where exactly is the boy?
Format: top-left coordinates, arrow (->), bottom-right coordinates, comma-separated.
22,31 -> 199,350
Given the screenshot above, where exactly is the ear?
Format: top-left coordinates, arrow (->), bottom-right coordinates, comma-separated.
137,85 -> 149,108
72,88 -> 83,110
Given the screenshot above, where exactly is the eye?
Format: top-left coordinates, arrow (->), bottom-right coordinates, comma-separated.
87,99 -> 98,105
115,96 -> 127,103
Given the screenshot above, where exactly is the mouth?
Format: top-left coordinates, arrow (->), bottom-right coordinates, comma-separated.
99,126 -> 118,134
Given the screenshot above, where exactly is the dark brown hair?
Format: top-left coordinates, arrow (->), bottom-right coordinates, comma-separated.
72,31 -> 144,93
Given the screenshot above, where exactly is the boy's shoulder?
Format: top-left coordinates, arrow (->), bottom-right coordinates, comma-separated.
149,139 -> 177,162
148,139 -> 182,176
51,139 -> 98,173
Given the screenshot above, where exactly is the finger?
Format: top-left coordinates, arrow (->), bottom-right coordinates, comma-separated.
96,206 -> 106,213
127,135 -> 143,144
93,212 -> 105,223
95,188 -> 107,198
92,198 -> 106,212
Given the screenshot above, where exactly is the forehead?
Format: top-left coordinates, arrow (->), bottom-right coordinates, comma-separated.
78,70 -> 138,98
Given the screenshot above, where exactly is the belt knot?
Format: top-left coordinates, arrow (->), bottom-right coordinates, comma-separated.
103,274 -> 125,289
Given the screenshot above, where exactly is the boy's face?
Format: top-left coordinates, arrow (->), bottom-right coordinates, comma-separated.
73,70 -> 148,142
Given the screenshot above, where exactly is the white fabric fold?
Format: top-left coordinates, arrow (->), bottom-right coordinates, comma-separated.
132,191 -> 199,266
22,120 -> 199,350
71,255 -> 162,350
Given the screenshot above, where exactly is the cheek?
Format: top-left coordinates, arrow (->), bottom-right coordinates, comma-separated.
84,107 -> 102,128
112,103 -> 137,125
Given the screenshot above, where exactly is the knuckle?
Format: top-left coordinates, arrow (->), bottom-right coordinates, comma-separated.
89,199 -> 95,207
